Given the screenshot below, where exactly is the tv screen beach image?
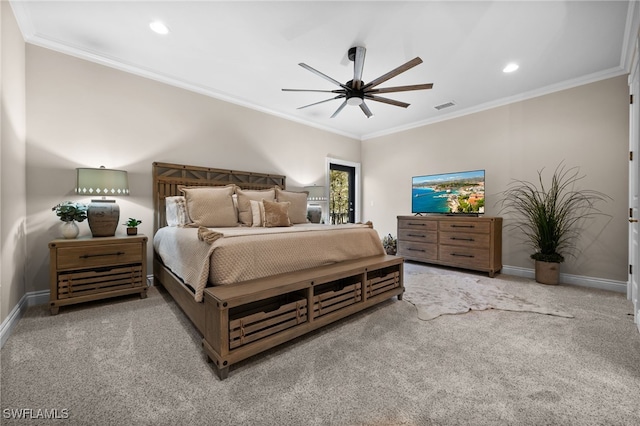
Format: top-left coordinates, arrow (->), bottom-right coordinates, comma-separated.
412,170 -> 485,214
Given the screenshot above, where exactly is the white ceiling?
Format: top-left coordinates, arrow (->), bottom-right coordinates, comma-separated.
10,1 -> 636,140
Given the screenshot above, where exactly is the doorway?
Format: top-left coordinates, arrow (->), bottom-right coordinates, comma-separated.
629,37 -> 639,334
327,159 -> 360,224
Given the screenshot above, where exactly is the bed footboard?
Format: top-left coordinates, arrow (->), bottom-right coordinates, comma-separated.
202,255 -> 404,380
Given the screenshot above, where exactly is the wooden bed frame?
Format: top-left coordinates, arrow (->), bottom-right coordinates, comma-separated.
152,161 -> 404,379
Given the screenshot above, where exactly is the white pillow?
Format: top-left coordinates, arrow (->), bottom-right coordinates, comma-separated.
165,196 -> 190,227
250,200 -> 265,227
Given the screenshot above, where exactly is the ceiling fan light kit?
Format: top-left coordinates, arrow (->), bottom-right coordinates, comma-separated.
347,96 -> 363,106
283,46 -> 433,118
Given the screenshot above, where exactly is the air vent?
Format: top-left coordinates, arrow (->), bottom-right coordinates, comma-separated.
434,101 -> 456,111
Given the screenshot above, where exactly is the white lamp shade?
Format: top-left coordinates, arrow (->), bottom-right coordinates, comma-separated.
76,167 -> 129,196
304,185 -> 326,201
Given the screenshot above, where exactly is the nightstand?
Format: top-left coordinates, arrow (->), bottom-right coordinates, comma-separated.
48,235 -> 148,315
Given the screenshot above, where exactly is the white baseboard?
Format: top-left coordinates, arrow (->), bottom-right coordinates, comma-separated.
0,290 -> 49,348
0,277 -> 154,349
501,266 -> 628,293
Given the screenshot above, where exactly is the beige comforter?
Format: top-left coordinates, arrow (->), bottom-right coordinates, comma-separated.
153,223 -> 385,302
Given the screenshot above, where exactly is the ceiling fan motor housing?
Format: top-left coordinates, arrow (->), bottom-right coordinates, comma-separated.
348,46 -> 359,62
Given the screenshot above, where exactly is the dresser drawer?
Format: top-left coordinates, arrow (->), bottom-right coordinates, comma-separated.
398,241 -> 437,261
56,242 -> 143,270
398,228 -> 437,243
439,221 -> 490,234
439,231 -> 490,249
398,219 -> 437,232
438,245 -> 490,269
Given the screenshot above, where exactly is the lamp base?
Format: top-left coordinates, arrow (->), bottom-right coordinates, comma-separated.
87,199 -> 119,237
307,204 -> 322,224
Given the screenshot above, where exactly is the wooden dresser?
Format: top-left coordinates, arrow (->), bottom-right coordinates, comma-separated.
397,215 -> 502,277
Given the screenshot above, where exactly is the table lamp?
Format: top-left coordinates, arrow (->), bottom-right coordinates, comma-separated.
304,185 -> 327,224
76,166 -> 129,237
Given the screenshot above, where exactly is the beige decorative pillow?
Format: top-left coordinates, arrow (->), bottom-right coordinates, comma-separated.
250,199 -> 265,227
236,188 -> 276,226
275,188 -> 309,224
179,185 -> 238,227
262,200 -> 292,227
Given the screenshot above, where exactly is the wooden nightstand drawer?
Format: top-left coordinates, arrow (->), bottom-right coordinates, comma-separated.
58,264 -> 144,299
56,242 -> 142,270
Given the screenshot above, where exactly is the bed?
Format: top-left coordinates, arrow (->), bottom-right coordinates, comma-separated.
152,161 -> 404,379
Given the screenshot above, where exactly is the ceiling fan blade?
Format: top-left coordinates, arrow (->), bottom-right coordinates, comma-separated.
360,102 -> 373,118
330,100 -> 348,118
298,95 -> 345,110
362,57 -> 423,90
283,88 -> 346,93
365,94 -> 410,108
352,46 -> 366,89
299,63 -> 350,90
366,83 -> 433,94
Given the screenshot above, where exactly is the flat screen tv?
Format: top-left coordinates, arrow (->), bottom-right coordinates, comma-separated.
412,169 -> 485,215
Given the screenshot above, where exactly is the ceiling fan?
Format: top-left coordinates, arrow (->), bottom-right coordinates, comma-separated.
282,46 -> 433,118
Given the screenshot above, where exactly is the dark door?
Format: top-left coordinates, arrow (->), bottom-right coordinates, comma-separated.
329,163 -> 355,224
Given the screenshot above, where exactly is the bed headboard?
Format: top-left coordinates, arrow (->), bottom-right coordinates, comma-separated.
152,162 -> 287,233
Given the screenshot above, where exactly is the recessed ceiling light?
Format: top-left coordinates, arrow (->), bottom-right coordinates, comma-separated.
503,63 -> 519,73
149,21 -> 170,35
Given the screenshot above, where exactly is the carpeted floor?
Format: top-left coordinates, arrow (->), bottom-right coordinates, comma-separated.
1,262 -> 639,425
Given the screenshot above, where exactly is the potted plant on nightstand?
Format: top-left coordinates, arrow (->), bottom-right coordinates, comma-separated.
52,201 -> 88,239
123,218 -> 142,236
498,163 -> 610,285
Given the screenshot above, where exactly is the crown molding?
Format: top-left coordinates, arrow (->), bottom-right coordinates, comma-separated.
362,66 -> 628,141
21,32 -> 361,141
621,0 -> 640,72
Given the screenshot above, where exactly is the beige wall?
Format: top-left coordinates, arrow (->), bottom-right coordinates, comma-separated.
3,36 -> 629,318
362,76 -> 629,281
1,2 -> 27,325
25,45 -> 361,294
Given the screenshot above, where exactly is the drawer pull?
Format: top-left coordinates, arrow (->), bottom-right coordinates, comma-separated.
408,223 -> 427,226
79,251 -> 125,259
450,237 -> 475,242
451,224 -> 475,228
407,248 -> 426,252
407,233 -> 425,238
451,253 -> 475,258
